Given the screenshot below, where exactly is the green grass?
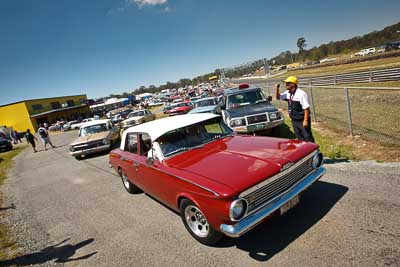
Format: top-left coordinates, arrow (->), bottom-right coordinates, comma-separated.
275,56 -> 400,79
266,117 -> 354,160
0,145 -> 27,260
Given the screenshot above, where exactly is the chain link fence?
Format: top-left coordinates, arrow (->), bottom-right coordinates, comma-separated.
260,84 -> 400,146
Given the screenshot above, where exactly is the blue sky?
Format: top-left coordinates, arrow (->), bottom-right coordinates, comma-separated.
1,0 -> 399,105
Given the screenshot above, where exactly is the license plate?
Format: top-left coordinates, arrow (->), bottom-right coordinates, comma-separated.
248,123 -> 265,131
280,195 -> 300,215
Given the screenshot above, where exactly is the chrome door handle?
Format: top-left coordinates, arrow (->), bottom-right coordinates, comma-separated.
133,162 -> 140,167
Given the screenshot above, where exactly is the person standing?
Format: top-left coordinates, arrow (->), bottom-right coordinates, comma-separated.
25,129 -> 38,153
37,124 -> 56,150
275,76 -> 315,142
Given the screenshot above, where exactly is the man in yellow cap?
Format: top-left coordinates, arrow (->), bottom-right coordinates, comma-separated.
275,76 -> 315,142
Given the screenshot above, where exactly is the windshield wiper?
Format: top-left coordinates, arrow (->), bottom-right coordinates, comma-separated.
165,144 -> 204,157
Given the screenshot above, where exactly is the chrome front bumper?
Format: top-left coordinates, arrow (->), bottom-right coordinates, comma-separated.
70,144 -> 110,157
233,118 -> 284,133
220,167 -> 326,238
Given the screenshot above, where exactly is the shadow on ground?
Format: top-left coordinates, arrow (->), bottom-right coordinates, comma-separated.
215,180 -> 348,261
0,204 -> 16,212
0,238 -> 97,266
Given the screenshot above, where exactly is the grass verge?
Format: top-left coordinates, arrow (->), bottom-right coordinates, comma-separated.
271,117 -> 355,160
0,145 -> 27,260
275,56 -> 400,78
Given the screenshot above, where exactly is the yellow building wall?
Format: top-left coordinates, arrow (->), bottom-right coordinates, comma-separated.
26,95 -> 88,115
0,102 -> 34,132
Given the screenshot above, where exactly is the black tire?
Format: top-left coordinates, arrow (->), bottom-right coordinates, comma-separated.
119,169 -> 141,194
74,155 -> 82,160
180,199 -> 223,246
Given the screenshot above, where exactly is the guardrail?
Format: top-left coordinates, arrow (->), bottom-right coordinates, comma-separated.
240,67 -> 400,86
261,84 -> 400,146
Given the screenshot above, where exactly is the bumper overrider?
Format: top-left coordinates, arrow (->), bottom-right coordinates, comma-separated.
232,118 -> 284,133
220,166 -> 326,238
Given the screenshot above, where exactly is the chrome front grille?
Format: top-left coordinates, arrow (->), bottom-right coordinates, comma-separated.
247,114 -> 268,124
243,156 -> 314,213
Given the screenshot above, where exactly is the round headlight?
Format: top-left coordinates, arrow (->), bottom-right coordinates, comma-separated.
229,198 -> 248,221
312,152 -> 323,168
230,119 -> 245,127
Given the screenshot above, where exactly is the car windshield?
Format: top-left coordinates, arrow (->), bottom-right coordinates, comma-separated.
157,117 -> 233,157
80,123 -> 109,136
194,99 -> 216,108
227,89 -> 266,109
129,111 -> 145,117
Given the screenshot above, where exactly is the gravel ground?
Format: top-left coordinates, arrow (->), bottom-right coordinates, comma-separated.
0,131 -> 399,266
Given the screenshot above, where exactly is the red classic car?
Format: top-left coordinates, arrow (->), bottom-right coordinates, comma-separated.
109,113 -> 325,245
166,102 -> 193,116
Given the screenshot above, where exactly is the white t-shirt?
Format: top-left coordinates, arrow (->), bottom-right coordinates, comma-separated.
280,88 -> 310,110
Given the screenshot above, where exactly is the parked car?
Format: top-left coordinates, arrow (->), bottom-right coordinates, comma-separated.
121,109 -> 156,129
163,104 -> 173,114
111,114 -> 124,124
189,97 -> 221,114
0,138 -> 12,152
69,119 -> 120,159
354,47 -> 376,56
148,100 -> 164,107
166,102 -> 193,116
62,120 -> 78,131
220,84 -> 283,133
109,114 -> 325,245
70,118 -> 95,130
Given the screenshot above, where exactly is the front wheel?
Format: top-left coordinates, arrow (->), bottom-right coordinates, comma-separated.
180,199 -> 223,246
120,169 -> 141,194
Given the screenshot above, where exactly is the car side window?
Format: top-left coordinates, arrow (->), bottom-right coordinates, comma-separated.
139,133 -> 152,156
125,133 -> 138,154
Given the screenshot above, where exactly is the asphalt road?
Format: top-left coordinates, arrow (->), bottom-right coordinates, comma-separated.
1,131 -> 400,266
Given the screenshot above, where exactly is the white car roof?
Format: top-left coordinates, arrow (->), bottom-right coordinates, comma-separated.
120,113 -> 219,150
80,119 -> 110,128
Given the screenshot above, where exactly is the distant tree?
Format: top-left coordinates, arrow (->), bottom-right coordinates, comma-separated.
297,37 -> 307,61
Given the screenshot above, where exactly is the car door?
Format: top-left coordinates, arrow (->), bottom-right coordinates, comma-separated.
119,133 -> 146,190
133,133 -> 169,201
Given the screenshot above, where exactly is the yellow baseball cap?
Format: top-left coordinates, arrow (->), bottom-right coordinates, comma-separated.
283,76 -> 298,85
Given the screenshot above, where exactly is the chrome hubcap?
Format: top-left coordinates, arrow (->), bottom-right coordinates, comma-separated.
122,171 -> 130,189
184,205 -> 209,238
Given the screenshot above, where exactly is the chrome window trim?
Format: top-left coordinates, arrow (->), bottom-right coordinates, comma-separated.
239,150 -> 319,198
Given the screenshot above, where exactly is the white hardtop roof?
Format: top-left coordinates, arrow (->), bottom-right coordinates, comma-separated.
120,113 -> 219,149
81,119 -> 110,128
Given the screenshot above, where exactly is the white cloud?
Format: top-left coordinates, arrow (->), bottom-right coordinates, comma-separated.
130,0 -> 168,7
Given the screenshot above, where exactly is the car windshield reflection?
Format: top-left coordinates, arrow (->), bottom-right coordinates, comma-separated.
80,123 -> 109,136
227,90 -> 266,109
157,117 -> 233,157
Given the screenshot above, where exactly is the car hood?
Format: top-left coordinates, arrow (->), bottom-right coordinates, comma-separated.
189,105 -> 218,114
70,131 -> 111,146
123,116 -> 144,123
171,106 -> 190,111
164,135 -> 318,197
226,102 -> 278,118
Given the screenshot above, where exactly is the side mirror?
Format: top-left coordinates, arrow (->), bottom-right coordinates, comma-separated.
146,157 -> 154,165
267,96 -> 273,102
146,147 -> 155,165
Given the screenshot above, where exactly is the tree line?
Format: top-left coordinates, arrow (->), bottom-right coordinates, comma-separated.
109,21 -> 400,98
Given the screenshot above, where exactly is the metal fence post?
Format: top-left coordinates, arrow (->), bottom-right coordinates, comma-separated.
369,69 -> 373,82
344,87 -> 353,136
309,82 -> 317,122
